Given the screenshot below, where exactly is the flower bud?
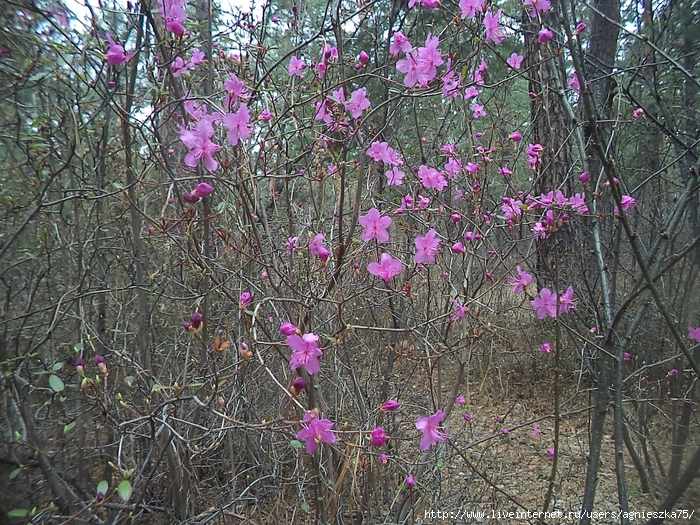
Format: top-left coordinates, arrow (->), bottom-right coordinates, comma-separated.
76,358 -> 85,378
290,377 -> 307,397
358,50 -> 369,65
380,399 -> 400,412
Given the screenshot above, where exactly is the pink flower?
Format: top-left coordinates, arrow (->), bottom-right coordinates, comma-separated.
499,163 -> 513,176
531,288 -> 558,319
415,410 -> 450,450
509,130 -> 523,141
287,333 -> 324,375
309,234 -> 330,263
450,298 -> 466,320
451,242 -> 465,254
575,22 -> 587,34
547,448 -> 555,457
192,182 -> 214,199
456,394 -> 465,405
539,342 -> 552,353
290,377 -> 307,397
224,73 -> 249,108
370,427 -> 387,447
506,53 -> 524,70
502,428 -> 510,435
345,88 -> 371,119
483,9 -> 505,44
367,141 -> 403,165
381,400 -> 400,412
368,253 -> 403,281
414,229 -> 441,264
296,413 -> 336,453
472,104 -> 487,119
105,32 -> 130,66
501,197 -> 523,223
385,167 -> 405,186
280,322 -> 298,336
358,50 -> 369,65
359,208 -> 392,242
459,0 -> 486,19
508,265 -> 533,294
288,56 -> 306,77
390,31 -> 412,55
180,120 -> 221,172
380,453 -> 388,464
624,353 -> 631,361
668,368 -> 678,377
538,28 -> 553,44
259,110 -> 272,122
524,0 -> 551,18
158,0 -> 187,35
615,195 -> 637,213
223,104 -> 252,147
239,292 -> 252,308
559,286 -> 578,314
579,171 -> 590,185
568,74 -> 581,92
463,412 -> 472,422
633,108 -> 644,118
530,423 -> 541,439
405,476 -> 416,488
418,165 -> 447,191
689,326 -> 700,342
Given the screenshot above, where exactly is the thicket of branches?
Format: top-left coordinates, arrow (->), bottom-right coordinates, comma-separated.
0,0 -> 699,523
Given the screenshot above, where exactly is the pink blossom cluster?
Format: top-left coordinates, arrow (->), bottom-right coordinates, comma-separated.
158,0 -> 188,35
172,48 -> 206,77
396,34 -> 444,88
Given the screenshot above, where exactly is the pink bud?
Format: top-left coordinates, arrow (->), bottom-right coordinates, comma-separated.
370,427 -> 387,447
538,28 -> 553,44
381,400 -> 400,412
405,476 -> 415,488
259,109 -> 272,122
239,292 -> 252,308
574,22 -> 587,34
579,171 -> 590,185
358,50 -> 369,65
451,213 -> 462,223
509,131 -> 523,142
451,242 -> 465,254
280,322 -> 298,336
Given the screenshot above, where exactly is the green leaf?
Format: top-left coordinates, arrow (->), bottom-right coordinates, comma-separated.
52,362 -> 63,371
74,343 -> 83,352
49,375 -> 64,392
289,440 -> 302,449
63,422 -> 76,434
9,468 -> 21,480
96,480 -> 108,497
7,509 -> 28,517
300,503 -> 309,512
117,480 -> 133,503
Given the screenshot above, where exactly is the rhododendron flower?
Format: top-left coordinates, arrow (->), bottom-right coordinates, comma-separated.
290,377 -> 307,397
472,104 -> 487,119
459,0 -> 486,19
464,412 -> 472,422
418,165 -> 447,191
444,158 -> 462,178
464,86 -> 480,100
385,167 -> 405,186
623,353 -> 631,361
509,130 -> 523,141
359,208 -> 392,242
158,0 -> 187,35
223,104 -> 252,147
452,242 -> 465,254
405,476 -> 416,488
286,236 -> 300,253
367,253 -> 403,281
409,0 -> 440,7
539,342 -> 552,353
499,163 -> 513,176
345,88 -> 371,119
560,287 -> 578,314
579,171 -> 590,184
280,322 -> 298,336
288,56 -> 306,77
633,108 -> 644,118
547,448 -> 555,457
615,195 -> 637,213
287,333 -> 323,375
370,427 -> 387,447
668,369 -> 678,377
180,120 -> 221,172
105,33 -> 130,66
380,454 -> 388,464
390,31 -> 412,55
508,265 -> 533,294
309,234 -> 330,263
296,413 -> 336,453
483,9 -> 505,44
501,197 -> 523,223
507,53 -> 524,70
524,0 -> 551,18
569,74 -> 581,92
472,58 -> 488,85
530,423 -> 541,439
415,410 -> 450,450
442,60 -> 462,99
224,73 -> 249,108
456,394 -> 465,405
450,298 -> 466,320
531,288 -> 558,319
538,28 -> 553,44
259,109 -> 272,122
689,326 -> 700,342
575,22 -> 587,34
239,292 -> 252,308
414,229 -> 441,264
192,182 -> 214,199
381,400 -> 400,412
76,358 -> 85,378
358,50 -> 369,65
